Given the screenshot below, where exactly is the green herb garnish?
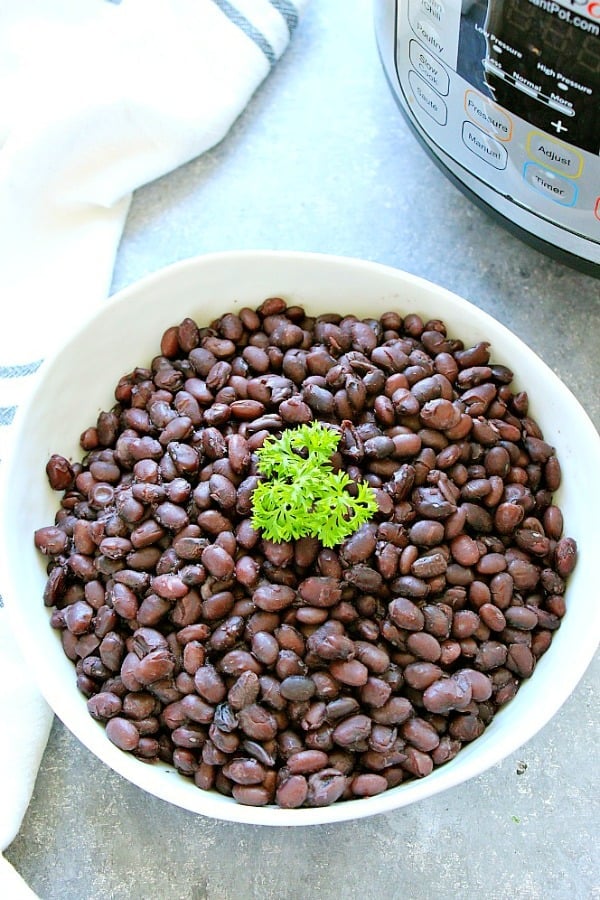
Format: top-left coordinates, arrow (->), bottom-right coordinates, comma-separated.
251,422 -> 378,548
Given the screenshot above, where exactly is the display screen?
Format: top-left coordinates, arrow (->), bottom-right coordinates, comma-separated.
457,0 -> 600,153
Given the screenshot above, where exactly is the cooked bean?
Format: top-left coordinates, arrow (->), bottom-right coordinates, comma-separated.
298,577 -> 342,608
422,677 -> 472,714
253,584 -> 297,612
388,597 -> 425,631
329,659 -> 369,687
401,717 -> 440,752
276,775 -> 309,808
87,691 -> 122,720
106,717 -> 140,752
237,704 -> 279,741
222,758 -> 266,786
305,769 -> 347,807
36,300 -> 576,810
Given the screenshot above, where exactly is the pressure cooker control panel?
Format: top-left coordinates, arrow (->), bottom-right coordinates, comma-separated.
393,0 -> 600,243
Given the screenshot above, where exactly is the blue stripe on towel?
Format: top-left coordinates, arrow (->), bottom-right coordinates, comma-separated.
211,0 -> 277,66
0,360 -> 43,379
0,406 -> 16,426
268,0 -> 299,34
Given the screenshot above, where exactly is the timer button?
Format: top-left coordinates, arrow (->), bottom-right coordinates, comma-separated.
523,163 -> 578,207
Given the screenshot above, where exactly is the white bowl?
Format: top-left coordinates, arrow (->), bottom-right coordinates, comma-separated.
2,250 -> 599,826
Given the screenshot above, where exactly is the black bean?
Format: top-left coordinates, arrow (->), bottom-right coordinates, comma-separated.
388,597 -> 425,631
106,717 -> 140,751
87,691 -> 122,720
36,300 -> 576,810
276,775 -> 309,808
305,769 -> 347,807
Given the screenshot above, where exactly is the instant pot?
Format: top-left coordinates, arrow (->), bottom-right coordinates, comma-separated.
375,0 -> 600,275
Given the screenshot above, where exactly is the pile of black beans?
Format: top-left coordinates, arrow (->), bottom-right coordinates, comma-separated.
34,298 -> 577,809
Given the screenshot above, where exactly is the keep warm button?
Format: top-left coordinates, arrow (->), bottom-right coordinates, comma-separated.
524,162 -> 577,207
462,121 -> 507,170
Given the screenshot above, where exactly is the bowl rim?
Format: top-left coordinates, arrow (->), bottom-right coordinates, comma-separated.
1,248 -> 599,826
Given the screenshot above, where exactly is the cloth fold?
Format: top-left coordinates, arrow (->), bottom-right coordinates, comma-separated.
0,0 -> 307,893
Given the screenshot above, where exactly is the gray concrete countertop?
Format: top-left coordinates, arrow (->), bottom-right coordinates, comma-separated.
8,2 -> 599,898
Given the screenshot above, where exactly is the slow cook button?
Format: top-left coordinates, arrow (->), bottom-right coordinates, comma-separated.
462,121 -> 507,170
409,70 -> 447,125
523,162 -> 578,207
409,40 -> 449,95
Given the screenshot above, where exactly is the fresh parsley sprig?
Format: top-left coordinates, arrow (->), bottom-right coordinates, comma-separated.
251,422 -> 378,547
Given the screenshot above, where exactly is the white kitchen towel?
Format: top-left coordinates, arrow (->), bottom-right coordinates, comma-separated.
0,0 -> 307,893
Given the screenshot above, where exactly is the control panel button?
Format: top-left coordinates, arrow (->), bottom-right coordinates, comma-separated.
462,122 -> 507,170
523,163 -> 578,207
595,198 -> 600,221
526,132 -> 584,179
410,16 -> 445,57
408,0 -> 460,66
464,91 -> 512,142
413,0 -> 445,23
409,40 -> 449,95
408,70 -> 447,125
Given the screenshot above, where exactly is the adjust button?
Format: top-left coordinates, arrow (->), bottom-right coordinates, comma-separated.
523,163 -> 578,207
409,40 -> 449,95
526,132 -> 584,179
408,70 -> 447,125
462,122 -> 507,170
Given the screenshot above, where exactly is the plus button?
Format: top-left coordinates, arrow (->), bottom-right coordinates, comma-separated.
551,119 -> 568,134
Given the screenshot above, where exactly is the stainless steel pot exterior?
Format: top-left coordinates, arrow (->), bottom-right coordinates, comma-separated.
375,0 -> 600,275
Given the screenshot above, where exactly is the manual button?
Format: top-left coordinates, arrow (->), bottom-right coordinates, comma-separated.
526,132 -> 583,179
409,40 -> 449,95
523,162 -> 577,207
462,122 -> 507,169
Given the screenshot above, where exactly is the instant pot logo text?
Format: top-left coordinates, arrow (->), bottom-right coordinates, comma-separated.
527,0 -> 600,31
